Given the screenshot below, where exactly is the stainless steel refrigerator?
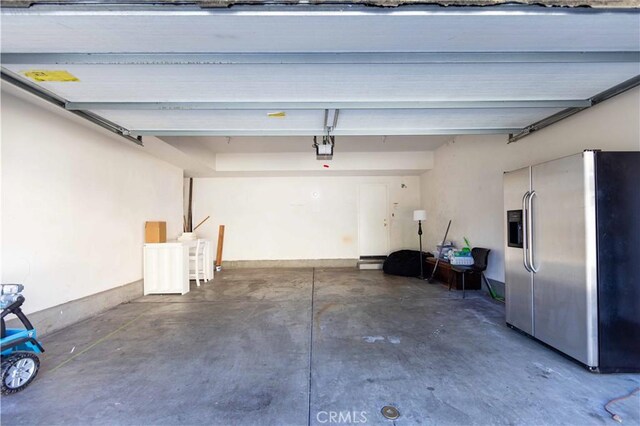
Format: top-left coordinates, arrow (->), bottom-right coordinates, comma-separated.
504,150 -> 640,373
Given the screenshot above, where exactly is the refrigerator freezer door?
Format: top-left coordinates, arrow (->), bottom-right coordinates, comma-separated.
504,167 -> 534,335
595,152 -> 640,372
531,153 -> 598,366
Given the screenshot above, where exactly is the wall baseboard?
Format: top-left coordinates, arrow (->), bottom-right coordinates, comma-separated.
222,259 -> 358,269
5,279 -> 143,337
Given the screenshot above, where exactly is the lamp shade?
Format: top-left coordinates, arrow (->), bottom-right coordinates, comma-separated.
413,210 -> 427,221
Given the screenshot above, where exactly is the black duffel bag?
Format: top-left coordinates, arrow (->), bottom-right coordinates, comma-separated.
383,250 -> 432,277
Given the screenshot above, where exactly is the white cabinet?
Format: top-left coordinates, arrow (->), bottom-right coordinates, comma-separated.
143,240 -> 213,295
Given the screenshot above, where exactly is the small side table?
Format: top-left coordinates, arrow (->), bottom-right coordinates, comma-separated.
425,257 -> 481,295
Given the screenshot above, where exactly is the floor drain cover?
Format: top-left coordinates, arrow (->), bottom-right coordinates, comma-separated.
381,406 -> 400,420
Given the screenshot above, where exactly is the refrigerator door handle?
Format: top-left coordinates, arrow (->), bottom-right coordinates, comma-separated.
522,191 -> 532,272
528,190 -> 539,273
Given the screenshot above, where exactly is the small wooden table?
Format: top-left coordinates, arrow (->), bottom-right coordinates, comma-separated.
425,257 -> 481,291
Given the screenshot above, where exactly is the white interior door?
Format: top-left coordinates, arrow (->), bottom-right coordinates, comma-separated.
358,184 -> 389,257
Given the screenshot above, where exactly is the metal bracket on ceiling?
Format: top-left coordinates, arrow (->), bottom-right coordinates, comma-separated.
313,108 -> 339,145
324,108 -> 339,147
324,108 -> 340,135
508,74 -> 640,144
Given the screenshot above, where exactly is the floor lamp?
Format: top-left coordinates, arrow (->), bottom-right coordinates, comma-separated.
413,210 -> 427,279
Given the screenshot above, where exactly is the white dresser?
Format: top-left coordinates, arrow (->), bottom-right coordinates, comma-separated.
143,239 -> 213,295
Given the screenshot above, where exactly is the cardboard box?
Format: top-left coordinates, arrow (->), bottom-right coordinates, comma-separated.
145,221 -> 167,243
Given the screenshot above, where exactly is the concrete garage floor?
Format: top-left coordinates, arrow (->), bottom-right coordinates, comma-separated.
2,268 -> 639,425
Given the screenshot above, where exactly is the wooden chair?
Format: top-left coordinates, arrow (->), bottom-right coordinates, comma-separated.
189,239 -> 207,287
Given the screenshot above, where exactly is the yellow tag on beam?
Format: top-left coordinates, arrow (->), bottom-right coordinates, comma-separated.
23,70 -> 79,82
267,111 -> 286,118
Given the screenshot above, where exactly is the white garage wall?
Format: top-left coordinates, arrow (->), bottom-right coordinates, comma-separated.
191,175 -> 421,261
1,90 -> 184,314
420,87 -> 640,283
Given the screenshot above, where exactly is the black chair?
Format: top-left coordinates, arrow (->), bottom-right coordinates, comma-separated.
448,247 -> 490,299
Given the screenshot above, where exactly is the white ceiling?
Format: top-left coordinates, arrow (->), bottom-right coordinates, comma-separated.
1,5 -> 639,141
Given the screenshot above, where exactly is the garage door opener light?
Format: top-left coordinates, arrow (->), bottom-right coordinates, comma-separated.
313,135 -> 335,160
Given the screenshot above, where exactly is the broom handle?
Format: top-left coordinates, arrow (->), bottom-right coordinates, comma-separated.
192,216 -> 210,232
430,220 -> 452,281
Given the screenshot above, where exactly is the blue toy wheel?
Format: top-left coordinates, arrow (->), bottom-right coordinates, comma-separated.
1,351 -> 40,395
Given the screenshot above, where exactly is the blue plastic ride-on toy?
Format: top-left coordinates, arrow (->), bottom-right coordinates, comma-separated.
1,284 -> 44,395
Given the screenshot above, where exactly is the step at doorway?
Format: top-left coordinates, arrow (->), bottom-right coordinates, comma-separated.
357,256 -> 387,270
